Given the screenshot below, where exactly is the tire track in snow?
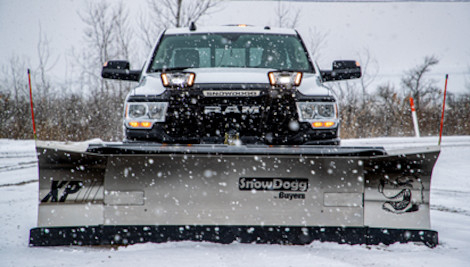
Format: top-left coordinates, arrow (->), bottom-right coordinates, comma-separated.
0,179 -> 38,188
0,161 -> 37,172
431,205 -> 470,217
431,189 -> 470,217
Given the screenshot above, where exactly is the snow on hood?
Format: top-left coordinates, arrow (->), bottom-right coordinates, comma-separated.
129,68 -> 331,96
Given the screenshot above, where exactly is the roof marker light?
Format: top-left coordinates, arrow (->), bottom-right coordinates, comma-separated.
189,22 -> 197,31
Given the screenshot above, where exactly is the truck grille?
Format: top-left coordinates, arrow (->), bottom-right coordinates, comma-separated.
162,89 -> 299,139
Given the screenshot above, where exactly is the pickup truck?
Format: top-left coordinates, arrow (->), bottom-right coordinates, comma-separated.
102,24 -> 361,145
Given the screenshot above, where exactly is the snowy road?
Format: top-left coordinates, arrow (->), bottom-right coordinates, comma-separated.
1,137 -> 469,266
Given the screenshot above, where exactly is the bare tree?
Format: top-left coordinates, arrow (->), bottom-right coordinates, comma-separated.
375,83 -> 411,136
445,93 -> 470,135
36,28 -> 57,97
77,1 -> 133,94
356,49 -> 379,107
274,0 -> 301,29
465,66 -> 470,93
73,1 -> 135,141
0,56 -> 32,139
326,50 -> 379,138
401,55 -> 439,112
306,27 -> 328,61
33,29 -> 58,139
139,0 -> 220,49
327,50 -> 377,107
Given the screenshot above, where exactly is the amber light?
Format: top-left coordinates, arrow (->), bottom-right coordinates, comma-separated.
141,121 -> 152,128
324,121 -> 335,127
129,121 -> 139,128
128,121 -> 153,128
312,121 -> 335,128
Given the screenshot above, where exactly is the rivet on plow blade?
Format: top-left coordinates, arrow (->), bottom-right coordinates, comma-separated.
30,141 -> 440,248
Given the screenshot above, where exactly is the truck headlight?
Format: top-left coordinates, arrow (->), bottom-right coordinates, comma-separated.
268,71 -> 302,88
126,102 -> 168,129
161,72 -> 195,87
296,102 -> 337,128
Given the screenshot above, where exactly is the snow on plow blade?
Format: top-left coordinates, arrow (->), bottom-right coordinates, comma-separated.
29,141 -> 440,247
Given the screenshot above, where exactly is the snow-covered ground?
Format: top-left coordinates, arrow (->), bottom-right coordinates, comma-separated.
1,136 -> 469,266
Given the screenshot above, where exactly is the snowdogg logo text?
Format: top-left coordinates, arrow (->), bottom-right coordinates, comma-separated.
239,178 -> 308,192
239,178 -> 308,200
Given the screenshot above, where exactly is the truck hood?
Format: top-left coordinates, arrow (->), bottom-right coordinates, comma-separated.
130,68 -> 332,96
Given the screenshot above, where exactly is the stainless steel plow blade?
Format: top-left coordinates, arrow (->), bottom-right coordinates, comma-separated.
29,141 -> 440,247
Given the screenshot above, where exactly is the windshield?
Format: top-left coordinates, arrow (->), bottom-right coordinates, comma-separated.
148,33 -> 313,72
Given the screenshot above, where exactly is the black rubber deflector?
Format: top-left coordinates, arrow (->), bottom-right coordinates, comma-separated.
29,225 -> 438,248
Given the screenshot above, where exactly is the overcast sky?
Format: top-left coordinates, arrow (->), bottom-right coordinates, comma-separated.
1,0 -> 469,93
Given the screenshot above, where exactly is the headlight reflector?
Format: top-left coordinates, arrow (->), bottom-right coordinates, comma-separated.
317,104 -> 335,118
298,103 -> 316,120
128,104 -> 147,118
147,102 -> 168,120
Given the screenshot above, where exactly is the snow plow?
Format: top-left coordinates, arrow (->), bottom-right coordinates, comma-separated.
29,141 -> 440,247
30,25 -> 440,247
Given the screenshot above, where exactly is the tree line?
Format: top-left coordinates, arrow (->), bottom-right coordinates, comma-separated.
0,0 -> 469,141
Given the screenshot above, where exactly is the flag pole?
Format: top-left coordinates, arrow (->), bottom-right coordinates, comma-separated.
438,74 -> 449,146
27,69 -> 37,141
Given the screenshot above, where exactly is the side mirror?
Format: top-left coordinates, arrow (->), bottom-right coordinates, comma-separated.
102,60 -> 141,82
320,60 -> 361,82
